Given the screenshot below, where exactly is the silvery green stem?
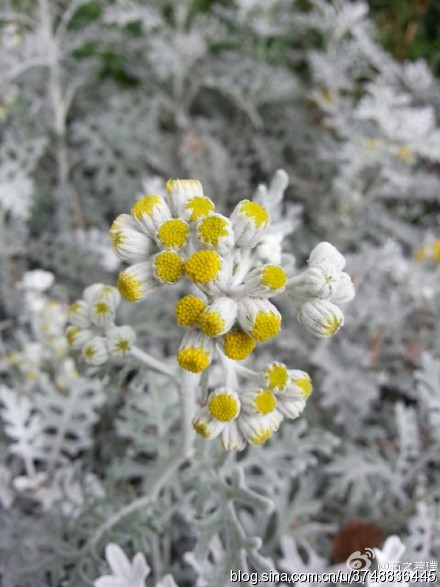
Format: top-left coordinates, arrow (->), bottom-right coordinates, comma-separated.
85,367 -> 197,550
39,0 -> 83,231
131,345 -> 178,379
218,349 -> 239,388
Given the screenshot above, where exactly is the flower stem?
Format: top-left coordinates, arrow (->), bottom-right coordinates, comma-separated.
83,367 -> 197,551
131,346 -> 178,379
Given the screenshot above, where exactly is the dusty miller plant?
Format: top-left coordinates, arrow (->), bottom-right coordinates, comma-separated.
0,1 -> 439,586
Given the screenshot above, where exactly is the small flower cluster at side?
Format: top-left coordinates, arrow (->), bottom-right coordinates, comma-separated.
193,361 -> 312,450
66,284 -> 135,366
286,242 -> 355,338
6,286 -> 77,391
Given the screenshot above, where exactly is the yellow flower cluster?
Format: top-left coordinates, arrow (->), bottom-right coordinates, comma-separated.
109,179 -> 288,374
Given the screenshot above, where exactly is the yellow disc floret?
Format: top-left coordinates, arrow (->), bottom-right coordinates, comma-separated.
198,311 -> 225,337
261,266 -> 287,290
177,346 -> 211,373
251,312 -> 281,342
185,196 -> 215,222
111,230 -> 125,249
154,251 -> 185,283
68,302 -> 81,316
175,295 -> 206,326
294,375 -> 313,399
265,362 -> 288,391
117,271 -> 142,302
193,418 -> 211,438
240,200 -> 270,227
250,428 -> 273,446
323,313 -> 342,336
84,346 -> 96,361
185,250 -> 221,284
115,340 -> 130,353
132,195 -> 161,219
197,216 -> 229,248
223,330 -> 256,360
156,219 -> 189,249
66,327 -> 80,347
208,393 -> 239,422
94,302 -> 111,315
254,390 -> 277,414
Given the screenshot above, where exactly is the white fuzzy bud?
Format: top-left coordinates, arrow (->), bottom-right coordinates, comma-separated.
90,300 -> 116,329
107,326 -> 136,357
117,263 -> 161,302
66,326 -> 94,349
275,392 -> 306,419
308,242 -> 346,272
287,267 -> 337,302
83,284 -> 121,308
288,370 -> 313,400
166,179 -> 204,217
330,272 -> 355,304
192,407 -> 223,439
239,411 -> 282,446
68,300 -> 91,328
230,200 -> 271,248
221,420 -> 246,451
110,216 -> 154,263
82,336 -> 109,365
298,299 -> 344,338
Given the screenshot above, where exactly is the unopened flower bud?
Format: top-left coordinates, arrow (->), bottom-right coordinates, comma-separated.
166,179 -> 204,217
330,272 -> 355,304
286,267 -> 336,302
230,200 -> 271,247
117,263 -> 161,302
82,336 -> 109,365
68,300 -> 91,328
110,215 -> 154,263
298,299 -> 344,338
308,242 -> 346,272
131,195 -> 171,236
107,326 -> 136,357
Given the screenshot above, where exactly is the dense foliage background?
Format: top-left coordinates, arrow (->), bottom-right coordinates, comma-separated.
0,1 -> 439,586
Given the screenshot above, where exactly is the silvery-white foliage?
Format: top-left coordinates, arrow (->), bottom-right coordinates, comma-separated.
415,354 -> 440,442
0,0 -> 440,585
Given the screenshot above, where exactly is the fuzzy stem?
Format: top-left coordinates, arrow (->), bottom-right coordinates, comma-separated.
218,349 -> 239,388
38,0 -> 83,230
84,368 -> 197,550
130,346 -> 178,379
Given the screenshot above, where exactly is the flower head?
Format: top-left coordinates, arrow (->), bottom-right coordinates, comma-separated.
104,176 -> 354,451
238,298 -> 282,342
177,330 -> 215,373
230,199 -> 271,247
